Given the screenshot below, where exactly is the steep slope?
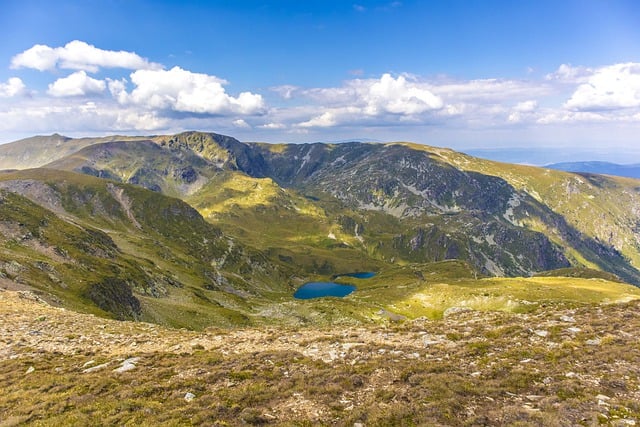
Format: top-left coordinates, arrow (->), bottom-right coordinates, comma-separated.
45,139 -> 220,197
4,131 -> 640,286
251,141 -> 640,283
412,145 -> 640,278
0,169 -> 289,328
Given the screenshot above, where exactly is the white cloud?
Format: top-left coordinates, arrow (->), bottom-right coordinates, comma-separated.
564,63 -> 640,111
260,122 -> 287,129
0,99 -> 169,135
11,40 -> 161,72
537,111 -> 611,124
545,64 -> 593,83
508,101 -> 537,123
121,66 -> 265,115
271,85 -> 300,99
0,77 -> 25,97
514,100 -> 538,113
305,73 -> 443,115
364,73 -> 443,115
47,71 -> 106,97
290,74 -> 443,128
232,119 -> 250,128
107,78 -> 128,103
298,112 -> 337,128
430,78 -> 550,102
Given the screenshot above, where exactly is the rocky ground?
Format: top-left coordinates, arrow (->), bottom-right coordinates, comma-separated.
1,288 -> 639,426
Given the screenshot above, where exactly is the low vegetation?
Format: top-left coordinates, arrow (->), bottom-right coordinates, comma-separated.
1,289 -> 639,425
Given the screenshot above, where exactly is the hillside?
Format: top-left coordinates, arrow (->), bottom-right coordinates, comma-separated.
1,131 -> 640,329
2,289 -> 639,425
0,169 -> 291,328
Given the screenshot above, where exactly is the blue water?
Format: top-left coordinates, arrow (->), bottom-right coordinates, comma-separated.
334,272 -> 377,279
293,282 -> 356,299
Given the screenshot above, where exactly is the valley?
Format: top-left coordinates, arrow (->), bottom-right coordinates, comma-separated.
1,131 -> 640,425
1,131 -> 639,329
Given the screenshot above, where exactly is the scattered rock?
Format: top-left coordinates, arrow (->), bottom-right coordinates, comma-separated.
113,357 -> 140,373
378,309 -> 406,322
25,366 -> 34,374
443,306 -> 472,318
533,329 -> 548,337
586,338 -> 601,346
559,315 -> 575,322
566,327 -> 581,334
184,392 -> 196,402
422,335 -> 445,346
83,362 -> 110,373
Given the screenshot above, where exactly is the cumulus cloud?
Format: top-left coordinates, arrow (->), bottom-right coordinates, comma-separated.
364,73 -> 443,115
308,73 -> 443,115
514,100 -> 538,113
0,77 -> 25,97
120,66 -> 265,115
431,78 -> 550,102
298,112 -> 337,128
260,122 -> 287,129
232,119 -> 250,128
11,40 -> 161,72
545,64 -> 593,83
0,99 -> 169,135
508,100 -> 538,123
271,85 -> 300,99
47,71 -> 106,97
291,74 -> 443,128
564,63 -> 640,111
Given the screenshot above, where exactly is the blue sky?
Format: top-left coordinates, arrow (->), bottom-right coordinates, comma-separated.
1,0 -> 639,163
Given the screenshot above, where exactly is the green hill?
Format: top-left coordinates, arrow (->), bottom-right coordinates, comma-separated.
1,131 -> 640,329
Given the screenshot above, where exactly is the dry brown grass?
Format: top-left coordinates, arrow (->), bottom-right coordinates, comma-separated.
1,289 -> 639,426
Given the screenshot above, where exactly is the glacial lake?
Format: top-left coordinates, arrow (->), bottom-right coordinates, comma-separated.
293,282 -> 357,299
293,272 -> 376,299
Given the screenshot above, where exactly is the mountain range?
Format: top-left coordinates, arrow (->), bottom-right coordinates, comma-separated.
546,161 -> 640,179
1,131 -> 639,327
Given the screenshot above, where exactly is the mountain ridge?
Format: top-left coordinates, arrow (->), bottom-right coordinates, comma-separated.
1,130 -> 640,328
546,160 -> 640,179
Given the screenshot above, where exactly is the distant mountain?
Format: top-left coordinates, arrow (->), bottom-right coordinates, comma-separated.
546,161 -> 640,179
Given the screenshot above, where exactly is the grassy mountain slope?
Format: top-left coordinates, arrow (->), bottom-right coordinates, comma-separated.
252,140 -> 640,283
1,131 -> 640,329
37,132 -> 638,282
44,139 -> 223,198
0,169 -> 291,328
412,144 -> 640,275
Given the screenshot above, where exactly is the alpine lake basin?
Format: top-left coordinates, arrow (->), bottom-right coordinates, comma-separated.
294,272 -> 376,299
